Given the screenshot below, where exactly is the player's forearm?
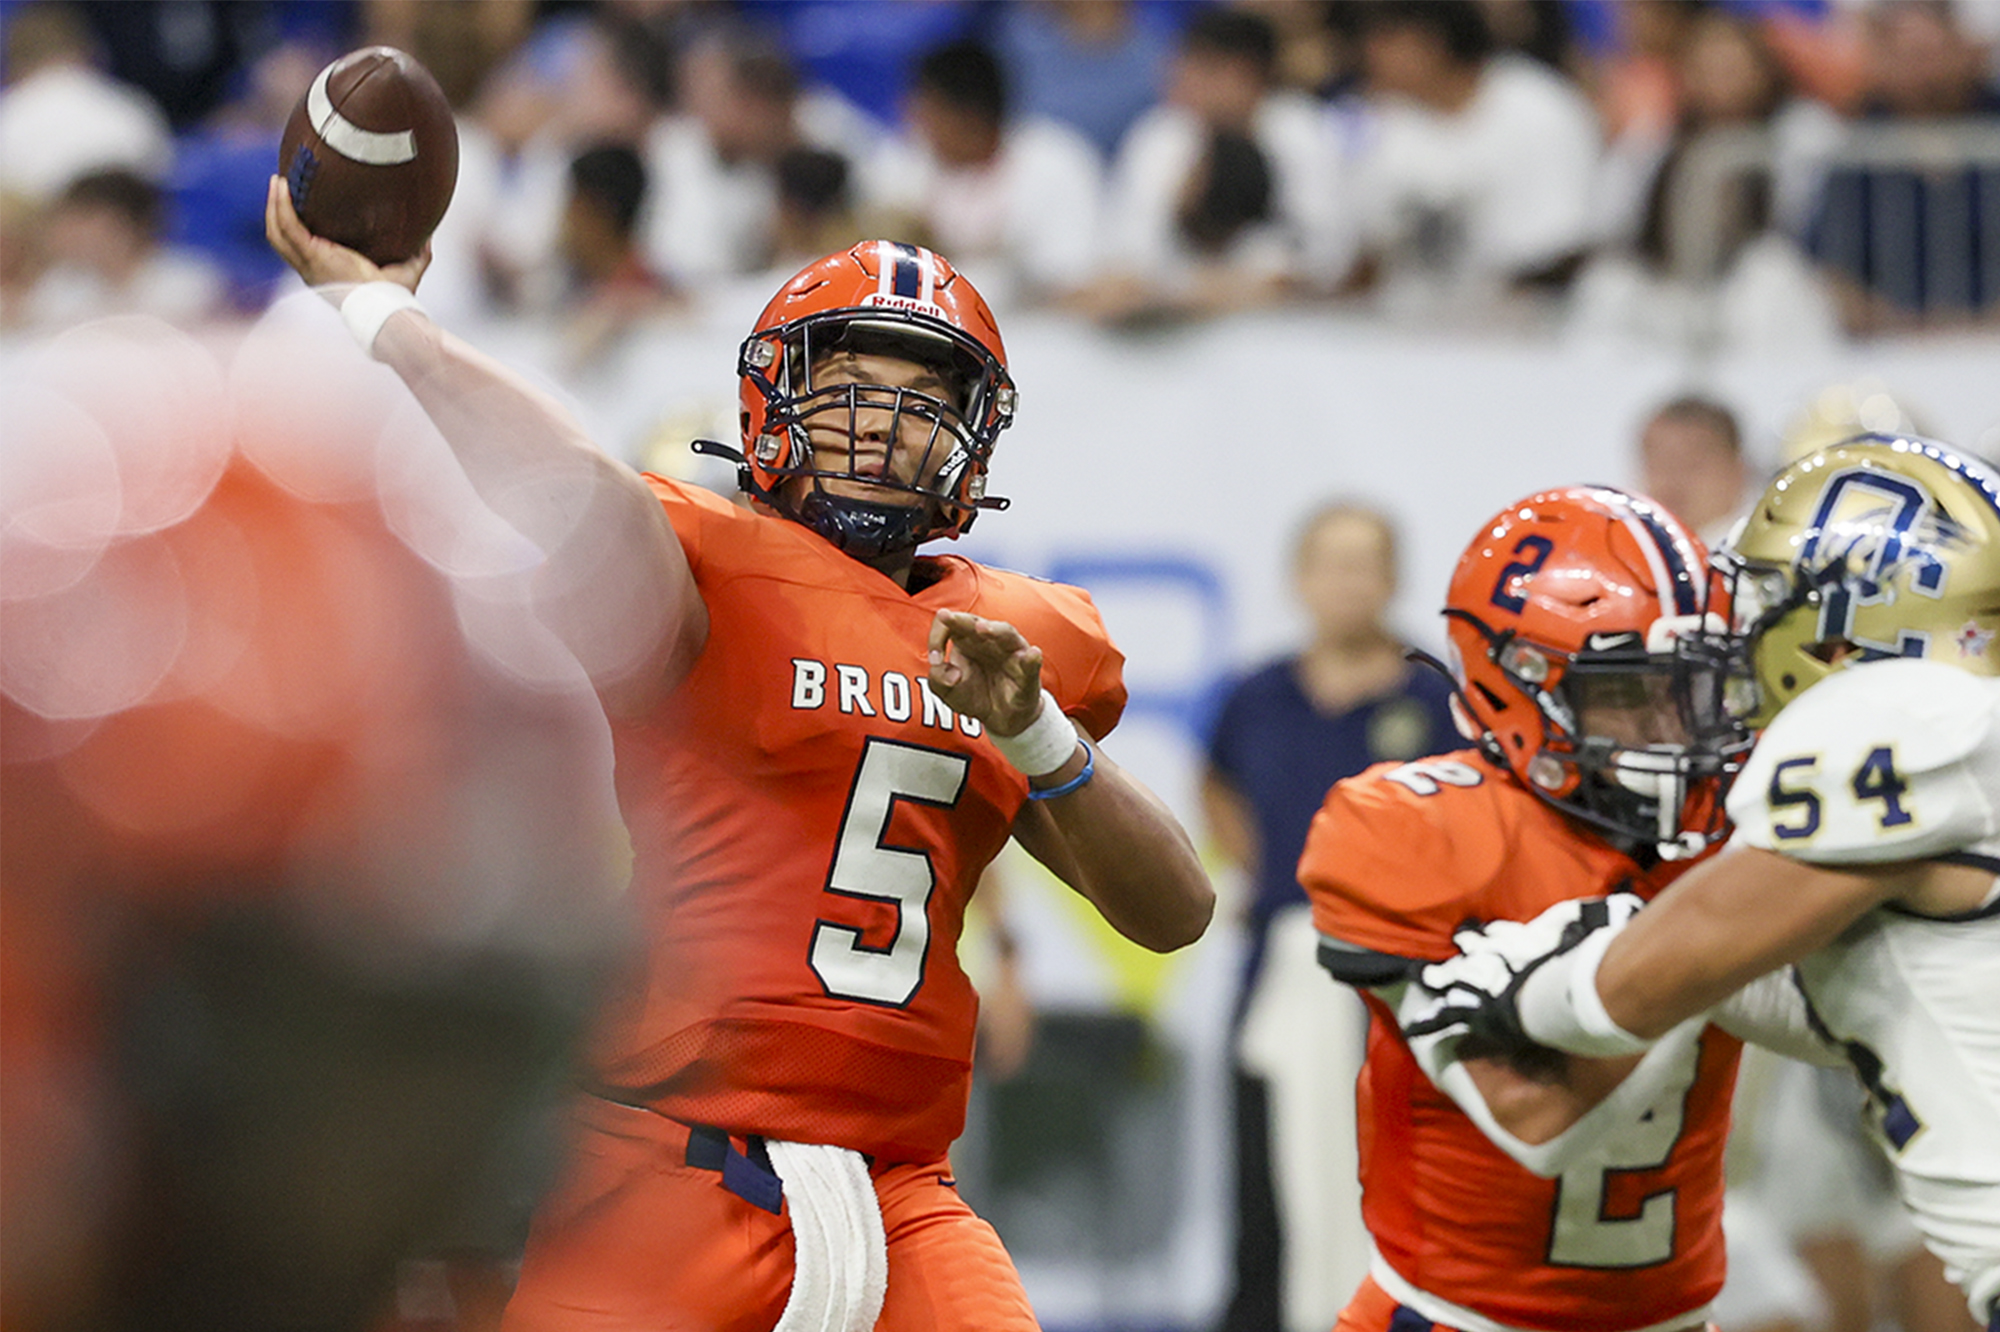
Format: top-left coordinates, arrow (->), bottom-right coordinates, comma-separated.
1444,1028 -> 1703,1177
1399,970 -> 1672,1175
1596,846 -> 1889,1040
1462,1052 -> 1641,1146
1592,913 -> 1767,1041
1026,754 -> 1214,952
374,310 -> 633,540
374,309 -> 708,710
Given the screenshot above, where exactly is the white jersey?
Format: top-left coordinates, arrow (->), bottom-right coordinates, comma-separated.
1729,659 -> 2000,1321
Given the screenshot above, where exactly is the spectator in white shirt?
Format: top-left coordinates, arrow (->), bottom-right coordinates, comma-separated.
859,37 -> 1104,310
1566,7 -> 1841,354
642,29 -> 800,291
769,145 -> 862,278
21,166 -> 225,329
452,7 -> 672,320
0,3 -> 172,206
1087,7 -> 1352,324
641,26 -> 879,296
1346,0 -> 1601,322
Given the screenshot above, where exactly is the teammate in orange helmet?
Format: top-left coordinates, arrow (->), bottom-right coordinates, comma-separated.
266,179 -> 1213,1332
1413,440 -> 2000,1330
1300,486 -> 1761,1331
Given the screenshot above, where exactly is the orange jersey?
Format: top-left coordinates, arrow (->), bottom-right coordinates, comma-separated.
589,477 -> 1124,1162
1299,750 -> 1739,1332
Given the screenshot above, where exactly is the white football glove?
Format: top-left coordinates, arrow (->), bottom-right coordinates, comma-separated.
1401,892 -> 1647,1058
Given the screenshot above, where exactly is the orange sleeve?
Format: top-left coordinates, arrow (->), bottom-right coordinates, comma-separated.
1045,583 -> 1125,744
1299,756 -> 1511,964
643,473 -> 742,574
966,568 -> 1126,742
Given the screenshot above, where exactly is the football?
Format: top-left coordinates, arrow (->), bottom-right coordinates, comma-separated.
279,46 -> 459,267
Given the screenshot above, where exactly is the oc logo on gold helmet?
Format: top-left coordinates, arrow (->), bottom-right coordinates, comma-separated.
1719,434 -> 2000,728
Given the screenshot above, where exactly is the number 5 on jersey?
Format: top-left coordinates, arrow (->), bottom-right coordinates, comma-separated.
811,738 -> 970,1005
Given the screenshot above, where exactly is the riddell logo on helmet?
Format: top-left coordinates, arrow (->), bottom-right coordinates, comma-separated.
862,293 -> 947,317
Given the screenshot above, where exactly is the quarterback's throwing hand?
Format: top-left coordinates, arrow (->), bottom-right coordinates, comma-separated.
265,175 -> 431,292
927,610 -> 1044,736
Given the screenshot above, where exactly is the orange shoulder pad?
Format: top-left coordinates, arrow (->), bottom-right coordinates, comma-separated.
1300,752 -> 1520,963
643,473 -> 748,573
961,564 -> 1126,742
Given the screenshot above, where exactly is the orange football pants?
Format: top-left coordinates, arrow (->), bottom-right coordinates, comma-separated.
500,1095 -> 1039,1332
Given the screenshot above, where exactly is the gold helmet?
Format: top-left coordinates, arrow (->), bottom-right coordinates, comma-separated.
1719,434 -> 2000,727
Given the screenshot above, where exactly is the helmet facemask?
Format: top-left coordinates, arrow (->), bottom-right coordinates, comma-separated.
1555,620 -> 1749,858
1712,548 -> 1847,728
739,310 -> 1014,558
1460,611 -> 1749,859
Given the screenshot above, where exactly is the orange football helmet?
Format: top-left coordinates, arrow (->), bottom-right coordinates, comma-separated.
732,239 -> 1016,557
1443,486 -> 1748,857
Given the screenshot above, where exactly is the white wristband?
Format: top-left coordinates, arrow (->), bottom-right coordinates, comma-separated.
988,689 -> 1081,778
1515,925 -> 1653,1057
340,281 -> 425,359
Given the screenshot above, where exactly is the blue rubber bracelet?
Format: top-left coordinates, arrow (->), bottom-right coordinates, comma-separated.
1025,738 -> 1094,801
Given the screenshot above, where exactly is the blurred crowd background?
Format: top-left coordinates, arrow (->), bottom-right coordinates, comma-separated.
1,0 -> 1998,348
4,3 -> 2000,1332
